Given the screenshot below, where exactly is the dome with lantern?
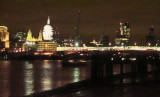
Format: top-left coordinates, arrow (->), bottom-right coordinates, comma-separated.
43,16 -> 54,41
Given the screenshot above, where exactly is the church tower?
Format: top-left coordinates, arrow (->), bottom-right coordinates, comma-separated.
38,29 -> 43,41
26,29 -> 33,41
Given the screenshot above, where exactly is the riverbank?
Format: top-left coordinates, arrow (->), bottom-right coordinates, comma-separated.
24,79 -> 160,97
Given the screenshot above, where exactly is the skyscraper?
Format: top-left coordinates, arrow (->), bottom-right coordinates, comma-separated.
115,22 -> 131,46
73,10 -> 82,47
146,26 -> 156,46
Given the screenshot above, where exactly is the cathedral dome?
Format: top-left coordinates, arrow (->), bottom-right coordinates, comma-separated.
43,24 -> 53,31
43,16 -> 54,41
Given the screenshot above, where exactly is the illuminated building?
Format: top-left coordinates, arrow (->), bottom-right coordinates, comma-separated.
0,26 -> 10,51
26,29 -> 42,42
63,38 -> 74,47
37,41 -> 57,51
43,16 -> 54,41
115,22 -> 131,46
14,32 -> 27,41
23,29 -> 43,51
53,27 -> 61,43
10,32 -> 27,52
89,39 -> 101,47
37,16 -> 58,51
146,26 -> 156,46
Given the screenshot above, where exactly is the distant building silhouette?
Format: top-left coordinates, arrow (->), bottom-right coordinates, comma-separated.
10,31 -> 27,52
73,10 -> 82,47
115,22 -> 131,46
99,33 -> 109,46
146,26 -> 156,46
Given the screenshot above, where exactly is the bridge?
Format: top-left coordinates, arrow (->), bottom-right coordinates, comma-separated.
57,46 -> 160,51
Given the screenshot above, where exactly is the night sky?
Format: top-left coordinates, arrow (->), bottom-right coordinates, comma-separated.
1,0 -> 160,44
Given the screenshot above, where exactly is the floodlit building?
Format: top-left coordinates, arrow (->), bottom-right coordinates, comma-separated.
0,26 -> 10,51
37,16 -> 58,51
23,29 -> 43,51
26,29 -> 43,42
115,22 -> 131,46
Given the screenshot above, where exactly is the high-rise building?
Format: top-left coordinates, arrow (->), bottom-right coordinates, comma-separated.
99,32 -> 109,46
146,26 -> 156,46
0,26 -> 10,50
53,27 -> 61,43
73,10 -> 82,47
14,32 -> 27,41
10,31 -> 27,52
115,22 -> 131,46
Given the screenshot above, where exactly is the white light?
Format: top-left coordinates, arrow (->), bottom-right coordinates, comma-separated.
75,42 -> 79,47
122,58 -> 125,60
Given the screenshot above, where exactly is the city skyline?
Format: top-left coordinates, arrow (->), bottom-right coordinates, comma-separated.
1,0 -> 160,43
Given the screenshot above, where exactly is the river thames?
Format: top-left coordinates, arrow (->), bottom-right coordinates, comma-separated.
0,60 -> 91,97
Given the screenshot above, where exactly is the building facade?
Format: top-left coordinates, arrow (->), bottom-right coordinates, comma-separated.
115,22 -> 131,46
146,26 -> 156,46
0,26 -> 10,50
37,16 -> 58,51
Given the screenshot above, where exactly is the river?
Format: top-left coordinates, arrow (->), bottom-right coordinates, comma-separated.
0,60 -> 91,97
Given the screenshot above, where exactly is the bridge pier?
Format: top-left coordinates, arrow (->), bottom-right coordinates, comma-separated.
91,51 -> 160,85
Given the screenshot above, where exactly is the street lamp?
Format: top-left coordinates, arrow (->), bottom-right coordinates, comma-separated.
148,43 -> 151,46
121,43 -> 124,46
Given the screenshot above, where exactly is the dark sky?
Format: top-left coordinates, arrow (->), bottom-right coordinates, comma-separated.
1,0 -> 160,44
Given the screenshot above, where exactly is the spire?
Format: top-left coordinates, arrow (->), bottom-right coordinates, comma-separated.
47,16 -> 50,24
38,29 -> 43,41
28,28 -> 32,33
26,29 -> 33,41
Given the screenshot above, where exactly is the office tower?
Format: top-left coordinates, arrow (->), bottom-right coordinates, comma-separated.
146,26 -> 156,46
115,22 -> 131,46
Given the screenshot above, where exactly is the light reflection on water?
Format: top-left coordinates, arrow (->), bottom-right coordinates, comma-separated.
0,60 -> 157,97
73,68 -> 80,82
24,62 -> 34,95
0,60 -> 90,97
41,62 -> 53,91
0,61 -> 10,97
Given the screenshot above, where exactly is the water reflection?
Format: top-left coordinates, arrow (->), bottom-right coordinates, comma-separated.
0,60 -> 90,97
73,68 -> 80,82
0,61 -> 10,97
41,61 -> 53,90
24,61 -> 34,95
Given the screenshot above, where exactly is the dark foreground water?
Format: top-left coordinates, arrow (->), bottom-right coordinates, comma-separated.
0,60 -> 158,97
0,60 -> 91,97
